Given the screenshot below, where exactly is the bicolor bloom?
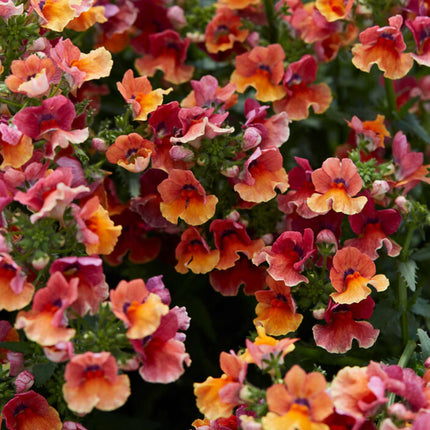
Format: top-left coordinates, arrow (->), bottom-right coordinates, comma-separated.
158,169 -> 218,226
0,253 -> 34,312
217,0 -> 261,9
230,44 -> 286,102
253,228 -> 315,287
106,133 -> 155,173
194,351 -> 247,420
315,0 -> 354,22
204,7 -> 249,54
50,38 -> 113,90
72,195 -> 122,255
262,365 -> 333,430
307,157 -> 367,215
2,390 -> 62,430
135,29 -> 194,84
5,55 -> 59,98
175,227 -> 220,274
273,54 -> 332,121
351,15 -> 413,79
0,122 -> 33,169
117,69 -> 172,121
254,275 -> 303,336
329,247 -> 389,304
110,278 -> 169,339
30,0 -> 76,31
313,297 -> 379,353
66,0 -> 107,31
234,147 -> 289,203
347,114 -> 390,152
63,352 -> 130,414
15,272 -> 78,346
406,16 -> 430,67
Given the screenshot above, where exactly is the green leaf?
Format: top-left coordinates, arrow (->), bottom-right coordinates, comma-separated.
394,114 -> 430,144
412,245 -> 430,262
417,328 -> 430,360
33,362 -> 57,386
398,260 -> 418,292
0,341 -> 32,353
412,298 -> 430,317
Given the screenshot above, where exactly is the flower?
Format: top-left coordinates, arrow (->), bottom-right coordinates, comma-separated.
29,0 -> 76,31
315,0 -> 354,22
307,157 -> 367,215
329,247 -> 389,304
62,352 -> 130,414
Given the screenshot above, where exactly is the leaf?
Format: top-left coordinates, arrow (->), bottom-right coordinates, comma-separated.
33,362 -> 57,386
394,113 -> 430,144
398,260 -> 418,292
0,341 -> 32,353
412,298 -> 430,317
412,245 -> 430,262
417,328 -> 430,360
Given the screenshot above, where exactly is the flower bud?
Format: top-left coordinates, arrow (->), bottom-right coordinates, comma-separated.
31,251 -> 50,271
14,370 -> 34,393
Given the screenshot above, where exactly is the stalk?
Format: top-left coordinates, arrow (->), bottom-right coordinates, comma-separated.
263,0 -> 278,44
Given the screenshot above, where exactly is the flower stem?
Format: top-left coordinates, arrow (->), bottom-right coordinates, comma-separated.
263,0 -> 278,44
384,78 -> 397,118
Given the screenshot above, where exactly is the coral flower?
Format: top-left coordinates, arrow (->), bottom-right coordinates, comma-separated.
307,157 -> 367,215
175,227 -> 220,274
254,275 -> 303,336
351,15 -> 413,79
158,169 -> 218,226
253,228 -> 315,287
0,253 -> 34,312
315,0 -> 354,22
273,55 -> 332,121
2,390 -> 62,430
234,147 -> 289,203
135,30 -> 194,84
66,0 -> 107,31
15,272 -> 77,346
106,133 -> 155,173
72,195 -> 122,255
406,16 -> 430,67
262,365 -> 333,430
347,114 -> 390,152
30,0 -> 76,31
230,44 -> 286,102
0,122 -> 33,169
217,0 -> 261,9
63,352 -> 131,414
330,247 -> 389,304
204,7 -> 249,54
5,55 -> 59,98
110,278 -> 169,339
117,69 -> 172,121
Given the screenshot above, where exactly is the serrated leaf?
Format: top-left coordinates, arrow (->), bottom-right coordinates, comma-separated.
412,298 -> 430,317
33,362 -> 57,386
417,328 -> 430,360
0,341 -> 32,353
398,260 -> 418,292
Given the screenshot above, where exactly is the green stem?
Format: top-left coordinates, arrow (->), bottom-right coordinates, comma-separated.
262,0 -> 278,44
384,78 -> 397,118
0,97 -> 22,108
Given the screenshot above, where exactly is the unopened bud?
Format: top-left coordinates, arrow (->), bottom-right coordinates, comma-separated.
31,252 -> 50,271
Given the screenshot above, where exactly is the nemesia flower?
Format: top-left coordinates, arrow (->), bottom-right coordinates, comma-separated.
345,195 -> 402,260
130,306 -> 191,383
62,351 -> 131,414
0,320 -> 19,364
50,38 -> 113,90
234,147 -> 289,203
135,29 -> 194,84
110,278 -> 169,339
254,275 -> 303,336
72,195 -> 122,255
253,228 -> 314,286
204,7 -> 249,54
158,169 -> 218,226
14,371 -> 35,393
315,0 -> 354,22
329,247 -> 389,304
43,341 -> 74,362
217,0 -> 261,9
117,69 -> 172,121
347,114 -> 390,152
307,157 -> 368,215
175,227 -> 220,274
15,272 -> 77,346
2,390 -> 62,430
0,253 -> 34,311
29,0 -> 76,31
106,133 -> 155,173
0,0 -> 23,18
66,0 -> 107,31
312,297 -> 380,353
406,16 -> 430,66
351,15 -> 413,79
5,55 -> 59,98
194,351 -> 247,420
262,365 -> 333,430
273,55 -> 332,121
230,44 -> 286,102
0,122 -> 33,169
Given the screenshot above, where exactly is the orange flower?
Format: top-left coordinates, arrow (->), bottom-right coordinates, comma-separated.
315,0 -> 354,22
217,0 -> 261,9
110,278 -> 169,339
106,133 -> 155,173
351,15 -> 413,79
30,0 -> 76,31
66,1 -> 107,31
158,169 -> 218,226
63,352 -> 130,414
175,227 -> 220,274
72,196 -> 122,255
230,44 -> 286,102
0,132 -> 33,169
117,69 -> 172,121
347,114 -> 390,151
307,157 -> 367,215
329,247 -> 389,304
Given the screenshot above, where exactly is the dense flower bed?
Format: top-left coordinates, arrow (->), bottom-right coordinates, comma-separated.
1,0 -> 430,428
